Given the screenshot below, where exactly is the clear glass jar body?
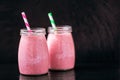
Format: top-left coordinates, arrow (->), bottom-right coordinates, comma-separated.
18,28 -> 49,75
47,25 -> 75,70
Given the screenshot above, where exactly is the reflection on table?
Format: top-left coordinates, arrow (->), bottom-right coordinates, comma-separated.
19,70 -> 75,80
19,74 -> 49,80
49,70 -> 75,80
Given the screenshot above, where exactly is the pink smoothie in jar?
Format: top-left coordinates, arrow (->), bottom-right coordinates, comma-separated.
18,28 -> 49,75
47,26 -> 75,70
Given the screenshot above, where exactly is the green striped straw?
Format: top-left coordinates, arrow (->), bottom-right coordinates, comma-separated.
48,12 -> 57,30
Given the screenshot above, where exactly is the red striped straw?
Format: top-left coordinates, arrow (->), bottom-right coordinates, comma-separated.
21,12 -> 31,31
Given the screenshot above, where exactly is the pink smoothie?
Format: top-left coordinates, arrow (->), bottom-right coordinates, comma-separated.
18,33 -> 49,75
47,32 -> 75,70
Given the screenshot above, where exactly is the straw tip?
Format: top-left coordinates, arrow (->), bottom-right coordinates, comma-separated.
21,12 -> 25,14
48,12 -> 52,16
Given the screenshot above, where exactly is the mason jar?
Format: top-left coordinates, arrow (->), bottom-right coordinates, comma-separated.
18,28 -> 49,75
47,25 -> 75,70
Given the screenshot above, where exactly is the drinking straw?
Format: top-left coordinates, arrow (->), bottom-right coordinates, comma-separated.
21,12 -> 31,31
48,12 -> 57,30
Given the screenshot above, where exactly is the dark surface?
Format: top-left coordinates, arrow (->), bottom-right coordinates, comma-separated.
0,64 -> 119,80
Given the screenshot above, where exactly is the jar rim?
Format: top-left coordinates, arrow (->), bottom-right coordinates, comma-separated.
20,28 -> 46,35
48,25 -> 72,33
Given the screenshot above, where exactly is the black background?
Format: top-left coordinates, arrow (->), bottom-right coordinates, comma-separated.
0,0 -> 120,69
